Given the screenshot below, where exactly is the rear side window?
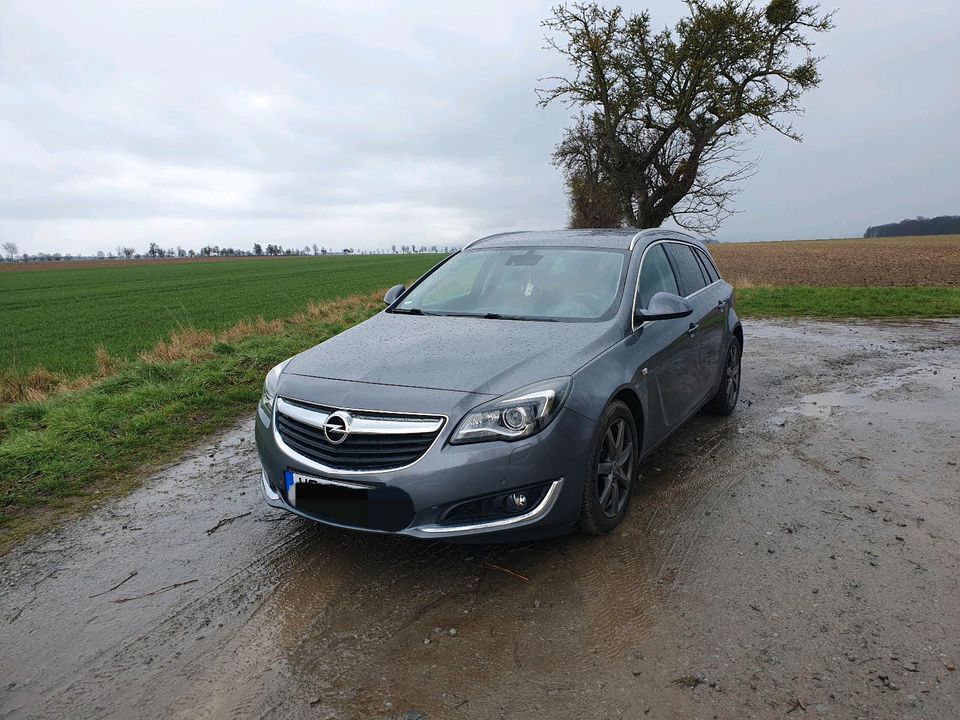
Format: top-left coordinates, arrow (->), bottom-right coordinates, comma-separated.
664,243 -> 707,296
694,247 -> 719,283
636,244 -> 680,308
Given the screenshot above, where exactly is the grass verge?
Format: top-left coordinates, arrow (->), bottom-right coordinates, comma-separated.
0,292 -> 384,553
734,286 -> 960,318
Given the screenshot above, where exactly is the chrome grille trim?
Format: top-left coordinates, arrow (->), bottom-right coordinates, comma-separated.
276,398 -> 444,435
273,397 -> 447,475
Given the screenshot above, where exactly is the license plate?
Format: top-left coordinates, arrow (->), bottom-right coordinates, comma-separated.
285,470 -> 371,524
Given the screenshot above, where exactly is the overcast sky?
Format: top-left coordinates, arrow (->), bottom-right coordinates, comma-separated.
1,1 -> 958,256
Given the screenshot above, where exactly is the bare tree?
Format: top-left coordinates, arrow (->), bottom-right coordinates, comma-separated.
539,0 -> 833,234
2,241 -> 18,260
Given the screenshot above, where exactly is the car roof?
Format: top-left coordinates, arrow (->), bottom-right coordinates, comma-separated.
464,228 -> 705,253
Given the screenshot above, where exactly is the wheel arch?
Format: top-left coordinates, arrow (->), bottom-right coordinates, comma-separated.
609,386 -> 645,449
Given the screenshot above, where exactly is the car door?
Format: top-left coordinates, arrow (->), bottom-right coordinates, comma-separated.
633,243 -> 701,435
662,242 -> 714,405
691,245 -> 728,391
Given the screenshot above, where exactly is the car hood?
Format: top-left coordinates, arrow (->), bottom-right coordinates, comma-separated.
284,311 -> 621,396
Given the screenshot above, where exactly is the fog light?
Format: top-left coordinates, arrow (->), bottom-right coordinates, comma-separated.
506,492 -> 528,512
438,482 -> 552,526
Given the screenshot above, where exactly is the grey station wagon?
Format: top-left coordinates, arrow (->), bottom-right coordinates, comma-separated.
255,229 -> 742,540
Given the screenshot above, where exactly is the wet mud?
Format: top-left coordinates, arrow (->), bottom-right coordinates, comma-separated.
2,319 -> 959,719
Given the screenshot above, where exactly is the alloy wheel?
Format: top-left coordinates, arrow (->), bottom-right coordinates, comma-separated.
596,418 -> 634,518
725,342 -> 741,406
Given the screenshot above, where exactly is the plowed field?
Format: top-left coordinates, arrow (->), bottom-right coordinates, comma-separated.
710,234 -> 960,287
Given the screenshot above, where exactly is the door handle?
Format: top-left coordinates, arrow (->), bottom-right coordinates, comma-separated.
687,322 -> 699,337
717,299 -> 727,310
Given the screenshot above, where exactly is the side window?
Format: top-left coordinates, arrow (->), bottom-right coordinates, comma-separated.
695,247 -> 719,283
664,243 -> 707,296
636,244 -> 680,309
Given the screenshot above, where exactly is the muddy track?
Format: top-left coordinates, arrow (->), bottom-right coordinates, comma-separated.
2,319 -> 959,719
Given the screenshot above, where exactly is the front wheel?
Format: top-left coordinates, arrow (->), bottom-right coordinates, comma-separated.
704,338 -> 742,416
577,400 -> 638,536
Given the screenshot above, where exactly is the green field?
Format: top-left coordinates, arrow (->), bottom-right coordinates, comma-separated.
1,254 -> 445,375
735,286 -> 960,318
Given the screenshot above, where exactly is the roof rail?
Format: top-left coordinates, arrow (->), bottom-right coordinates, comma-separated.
461,230 -> 532,251
628,228 -> 698,251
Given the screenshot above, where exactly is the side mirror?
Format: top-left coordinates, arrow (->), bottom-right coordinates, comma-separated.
635,291 -> 694,322
383,284 -> 406,305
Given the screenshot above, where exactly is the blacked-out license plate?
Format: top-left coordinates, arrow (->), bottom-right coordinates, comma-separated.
285,470 -> 370,524
283,470 -> 414,532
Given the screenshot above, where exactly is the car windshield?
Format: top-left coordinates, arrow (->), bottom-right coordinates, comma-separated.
392,247 -> 628,321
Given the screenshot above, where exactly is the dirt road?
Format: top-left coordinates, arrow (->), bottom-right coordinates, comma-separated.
2,319 -> 958,720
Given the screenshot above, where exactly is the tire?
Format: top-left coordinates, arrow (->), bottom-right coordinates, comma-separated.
577,400 -> 638,536
704,337 -> 742,416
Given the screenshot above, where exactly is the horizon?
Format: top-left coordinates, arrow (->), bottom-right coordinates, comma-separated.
14,229 -> 959,262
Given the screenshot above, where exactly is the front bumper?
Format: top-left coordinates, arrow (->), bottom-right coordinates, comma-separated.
259,470 -> 566,538
254,381 -> 593,539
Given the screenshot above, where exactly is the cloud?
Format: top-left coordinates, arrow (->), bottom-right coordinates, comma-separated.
0,0 -> 958,254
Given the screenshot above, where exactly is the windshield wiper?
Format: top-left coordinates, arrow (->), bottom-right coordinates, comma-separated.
390,307 -> 452,316
480,313 -> 559,322
390,307 -> 427,315
392,308 -> 557,321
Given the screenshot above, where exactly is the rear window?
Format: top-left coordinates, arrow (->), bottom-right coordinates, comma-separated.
664,243 -> 707,296
694,247 -> 719,283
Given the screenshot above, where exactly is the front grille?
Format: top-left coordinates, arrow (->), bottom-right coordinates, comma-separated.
275,398 -> 444,472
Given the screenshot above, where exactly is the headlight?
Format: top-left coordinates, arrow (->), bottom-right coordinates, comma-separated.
450,377 -> 572,444
259,359 -> 290,423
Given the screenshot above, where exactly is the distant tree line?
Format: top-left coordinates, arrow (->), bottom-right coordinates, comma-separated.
0,240 -> 457,263
864,215 -> 960,238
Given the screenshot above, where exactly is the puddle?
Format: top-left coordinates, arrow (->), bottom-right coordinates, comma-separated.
790,390 -> 865,418
781,363 -> 956,421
